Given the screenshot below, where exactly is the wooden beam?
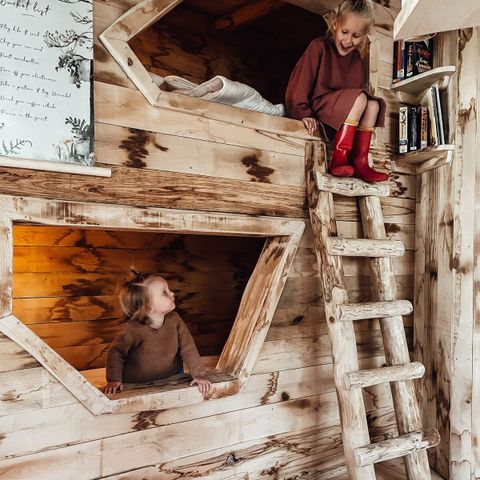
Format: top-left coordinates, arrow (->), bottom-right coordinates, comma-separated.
327,238 -> 405,257
336,300 -> 413,322
355,428 -> 441,467
214,0 -> 285,32
344,362 -> 425,390
217,227 -> 304,384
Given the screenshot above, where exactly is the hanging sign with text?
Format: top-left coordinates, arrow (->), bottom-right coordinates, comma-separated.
0,0 -> 93,165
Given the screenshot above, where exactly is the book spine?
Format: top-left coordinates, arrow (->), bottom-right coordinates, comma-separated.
405,42 -> 414,78
392,41 -> 398,83
408,106 -> 418,151
398,40 -> 406,81
433,85 -> 445,144
421,88 -> 437,146
399,106 -> 408,153
418,106 -> 428,149
430,86 -> 442,145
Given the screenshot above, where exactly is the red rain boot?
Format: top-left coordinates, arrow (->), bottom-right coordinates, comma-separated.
329,123 -> 356,177
351,128 -> 388,182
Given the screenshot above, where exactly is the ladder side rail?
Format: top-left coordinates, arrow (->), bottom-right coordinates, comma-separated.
306,142 -> 376,480
359,195 -> 432,480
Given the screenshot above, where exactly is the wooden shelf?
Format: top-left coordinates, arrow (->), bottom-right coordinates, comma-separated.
392,145 -> 454,174
0,157 -> 111,177
391,66 -> 456,97
394,0 -> 480,41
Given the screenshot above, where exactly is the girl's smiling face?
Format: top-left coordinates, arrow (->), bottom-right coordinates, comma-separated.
333,12 -> 369,56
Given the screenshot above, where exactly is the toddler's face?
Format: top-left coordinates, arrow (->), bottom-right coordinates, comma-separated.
334,12 -> 369,56
147,277 -> 176,316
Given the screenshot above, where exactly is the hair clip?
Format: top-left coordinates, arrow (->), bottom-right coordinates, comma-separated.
130,268 -> 145,280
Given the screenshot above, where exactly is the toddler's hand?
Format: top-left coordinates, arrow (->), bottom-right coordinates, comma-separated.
104,381 -> 123,394
190,376 -> 212,396
302,117 -> 318,136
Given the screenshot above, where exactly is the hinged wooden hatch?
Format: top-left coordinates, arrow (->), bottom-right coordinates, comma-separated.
0,195 -> 304,415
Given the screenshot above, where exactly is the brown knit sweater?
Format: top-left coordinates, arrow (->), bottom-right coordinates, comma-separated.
106,311 -> 206,383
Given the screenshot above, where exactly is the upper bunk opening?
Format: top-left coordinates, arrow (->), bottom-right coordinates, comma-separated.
129,0 -> 328,108
98,0 -> 330,138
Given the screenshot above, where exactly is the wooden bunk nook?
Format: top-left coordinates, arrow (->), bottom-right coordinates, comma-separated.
1,0 -> 480,479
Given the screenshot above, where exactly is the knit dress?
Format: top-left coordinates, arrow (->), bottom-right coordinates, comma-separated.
285,36 -> 386,140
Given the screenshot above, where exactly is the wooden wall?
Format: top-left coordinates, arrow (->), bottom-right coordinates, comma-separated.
414,27 -> 480,480
12,226 -> 264,370
0,0 -> 416,478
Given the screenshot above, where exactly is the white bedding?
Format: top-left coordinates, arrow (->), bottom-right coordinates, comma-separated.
151,73 -> 285,117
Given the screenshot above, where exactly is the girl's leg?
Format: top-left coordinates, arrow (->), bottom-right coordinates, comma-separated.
351,99 -> 388,182
329,93 -> 367,177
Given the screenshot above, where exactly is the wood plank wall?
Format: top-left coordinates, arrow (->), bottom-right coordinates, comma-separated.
414,28 -> 480,480
0,1 -> 414,478
12,226 -> 264,370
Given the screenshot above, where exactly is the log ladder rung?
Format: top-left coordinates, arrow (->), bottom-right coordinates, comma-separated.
354,428 -> 441,467
344,362 -> 425,390
336,300 -> 413,322
306,142 -> 439,480
328,237 -> 405,257
315,171 -> 391,197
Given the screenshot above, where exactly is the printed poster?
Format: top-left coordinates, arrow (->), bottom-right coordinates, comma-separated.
0,0 -> 94,165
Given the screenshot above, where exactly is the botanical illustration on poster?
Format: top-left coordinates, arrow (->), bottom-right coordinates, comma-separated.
0,0 -> 94,165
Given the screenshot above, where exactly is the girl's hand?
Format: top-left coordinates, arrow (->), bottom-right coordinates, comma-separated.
190,376 -> 212,396
302,117 -> 318,136
104,381 -> 123,394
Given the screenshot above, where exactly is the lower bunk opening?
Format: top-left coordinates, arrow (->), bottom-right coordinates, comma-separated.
12,224 -> 265,395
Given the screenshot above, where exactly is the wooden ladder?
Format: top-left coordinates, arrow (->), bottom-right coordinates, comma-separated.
305,142 -> 440,480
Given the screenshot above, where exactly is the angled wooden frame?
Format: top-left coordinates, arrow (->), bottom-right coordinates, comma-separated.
0,195 -> 304,415
98,0 -> 313,138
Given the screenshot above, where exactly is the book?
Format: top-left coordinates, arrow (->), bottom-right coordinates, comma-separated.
392,41 -> 399,83
408,106 -> 418,151
406,40 -> 434,78
432,85 -> 445,144
399,106 -> 408,153
405,42 -> 415,78
393,40 -> 407,82
393,39 -> 434,83
421,88 -> 438,146
417,106 -> 428,149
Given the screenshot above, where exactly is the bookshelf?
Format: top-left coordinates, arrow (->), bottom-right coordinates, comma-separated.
392,144 -> 454,175
391,65 -> 456,101
391,41 -> 456,172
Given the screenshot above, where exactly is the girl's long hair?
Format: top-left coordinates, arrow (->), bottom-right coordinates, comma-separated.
119,269 -> 163,324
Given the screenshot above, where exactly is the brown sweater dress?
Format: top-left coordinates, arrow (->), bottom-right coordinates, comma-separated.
106,311 -> 206,383
285,36 -> 386,140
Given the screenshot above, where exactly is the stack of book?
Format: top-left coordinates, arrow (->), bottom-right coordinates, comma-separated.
393,39 -> 434,83
398,85 -> 446,153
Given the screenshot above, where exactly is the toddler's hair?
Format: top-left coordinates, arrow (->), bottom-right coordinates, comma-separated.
119,269 -> 163,324
334,0 -> 375,26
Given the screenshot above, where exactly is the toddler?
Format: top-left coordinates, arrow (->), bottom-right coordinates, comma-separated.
286,0 -> 388,182
104,270 -> 212,396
